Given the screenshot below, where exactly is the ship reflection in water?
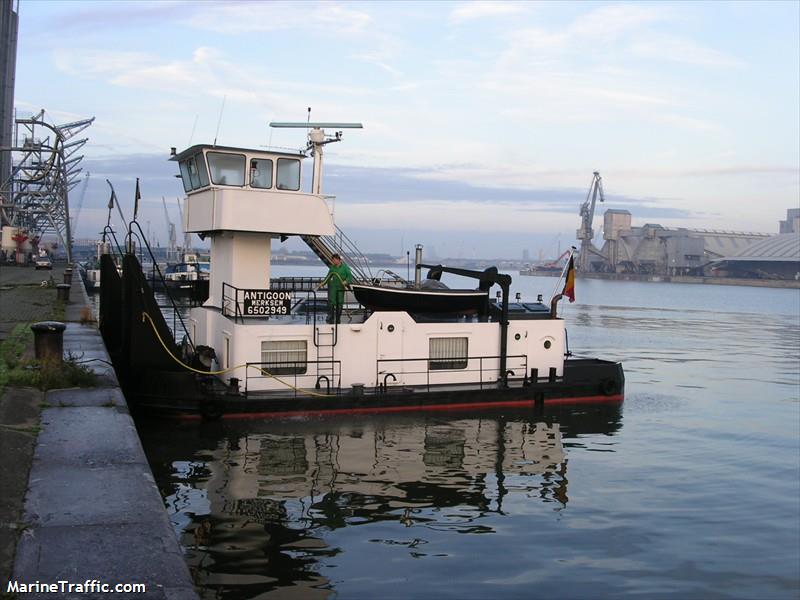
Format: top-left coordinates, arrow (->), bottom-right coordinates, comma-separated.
140,404 -> 622,598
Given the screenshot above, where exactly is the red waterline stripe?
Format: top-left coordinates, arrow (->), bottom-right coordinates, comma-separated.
176,394 -> 623,421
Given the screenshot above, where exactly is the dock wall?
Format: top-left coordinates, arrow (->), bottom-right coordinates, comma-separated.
12,269 -> 197,599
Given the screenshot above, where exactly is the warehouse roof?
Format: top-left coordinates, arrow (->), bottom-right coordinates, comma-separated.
722,233 -> 800,263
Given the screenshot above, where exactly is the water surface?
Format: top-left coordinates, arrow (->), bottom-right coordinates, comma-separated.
137,272 -> 800,599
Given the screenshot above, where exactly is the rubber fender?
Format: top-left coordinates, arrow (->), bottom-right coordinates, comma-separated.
199,398 -> 223,421
600,378 -> 617,396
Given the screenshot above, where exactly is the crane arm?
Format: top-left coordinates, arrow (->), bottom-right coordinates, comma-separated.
70,172 -> 91,234
162,197 -> 176,250
176,197 -> 191,251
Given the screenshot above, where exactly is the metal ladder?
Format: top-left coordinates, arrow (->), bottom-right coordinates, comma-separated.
314,325 -> 338,392
302,225 -> 373,282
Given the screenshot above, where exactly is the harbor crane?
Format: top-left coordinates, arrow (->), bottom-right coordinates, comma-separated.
175,197 -> 192,254
576,171 -> 605,272
162,197 -> 177,261
69,172 -> 90,236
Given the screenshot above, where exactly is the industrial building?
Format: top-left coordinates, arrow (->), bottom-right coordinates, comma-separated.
584,209 -> 771,276
711,210 -> 800,280
569,171 -> 798,281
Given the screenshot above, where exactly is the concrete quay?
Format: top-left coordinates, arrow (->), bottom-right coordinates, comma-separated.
0,263 -> 197,599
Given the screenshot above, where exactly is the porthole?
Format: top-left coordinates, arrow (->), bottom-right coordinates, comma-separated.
543,340 -> 552,349
387,324 -> 395,332
514,333 -> 521,341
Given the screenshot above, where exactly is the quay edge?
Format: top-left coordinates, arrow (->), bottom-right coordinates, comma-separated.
3,264 -> 197,599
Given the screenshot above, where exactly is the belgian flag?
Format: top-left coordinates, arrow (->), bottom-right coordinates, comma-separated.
562,255 -> 575,302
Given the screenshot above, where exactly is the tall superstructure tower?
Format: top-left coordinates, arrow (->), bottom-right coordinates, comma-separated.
0,0 -> 19,214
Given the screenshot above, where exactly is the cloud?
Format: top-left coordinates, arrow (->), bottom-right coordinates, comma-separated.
186,1 -> 372,35
449,1 -> 528,24
568,4 -> 672,41
630,34 -> 745,68
48,1 -> 188,30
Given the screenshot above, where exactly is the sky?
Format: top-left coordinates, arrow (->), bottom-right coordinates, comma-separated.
11,0 -> 800,259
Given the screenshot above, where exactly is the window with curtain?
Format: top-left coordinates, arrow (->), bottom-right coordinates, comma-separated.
429,337 -> 468,370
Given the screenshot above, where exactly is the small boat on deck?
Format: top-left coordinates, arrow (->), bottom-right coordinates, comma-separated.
351,282 -> 489,314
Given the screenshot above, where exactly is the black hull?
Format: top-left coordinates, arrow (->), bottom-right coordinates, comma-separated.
102,254 -> 624,421
122,358 -> 624,420
150,278 -> 210,301
352,284 -> 488,314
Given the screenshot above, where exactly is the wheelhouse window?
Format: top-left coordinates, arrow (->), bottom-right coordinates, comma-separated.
261,340 -> 307,375
196,155 -> 210,187
208,152 -> 246,186
276,158 -> 301,191
178,154 -> 210,192
179,161 -> 193,192
429,337 -> 468,370
250,158 -> 273,189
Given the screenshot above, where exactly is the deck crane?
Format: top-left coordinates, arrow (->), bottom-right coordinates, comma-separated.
162,197 -> 177,261
543,248 -> 572,270
576,171 -> 605,272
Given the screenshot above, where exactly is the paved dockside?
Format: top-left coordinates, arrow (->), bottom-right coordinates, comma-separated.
0,263 -> 197,599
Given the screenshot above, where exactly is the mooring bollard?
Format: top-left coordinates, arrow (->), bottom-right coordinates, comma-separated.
63,268 -> 73,285
30,321 -> 67,364
56,283 -> 71,303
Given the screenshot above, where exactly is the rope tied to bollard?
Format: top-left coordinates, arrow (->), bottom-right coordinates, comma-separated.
140,312 -> 336,398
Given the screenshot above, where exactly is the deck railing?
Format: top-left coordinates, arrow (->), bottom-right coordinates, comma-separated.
244,359 -> 343,396
375,353 -> 530,392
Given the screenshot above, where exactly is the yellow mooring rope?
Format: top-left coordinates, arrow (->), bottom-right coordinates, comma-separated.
141,312 -> 337,398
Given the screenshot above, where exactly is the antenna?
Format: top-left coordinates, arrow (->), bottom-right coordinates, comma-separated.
269,122 -> 363,129
269,120 -> 363,195
213,95 -> 227,146
188,114 -> 199,147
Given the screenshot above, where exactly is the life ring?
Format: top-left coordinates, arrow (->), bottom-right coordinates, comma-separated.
600,379 -> 617,396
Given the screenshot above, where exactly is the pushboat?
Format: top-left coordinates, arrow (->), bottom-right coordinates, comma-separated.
148,259 -> 210,299
99,122 -> 624,420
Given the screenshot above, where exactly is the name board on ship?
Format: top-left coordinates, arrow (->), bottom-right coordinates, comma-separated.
241,289 -> 293,316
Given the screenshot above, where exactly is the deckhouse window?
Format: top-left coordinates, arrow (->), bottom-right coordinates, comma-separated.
261,340 -> 307,375
196,155 -> 210,187
429,337 -> 468,370
276,158 -> 301,191
250,158 -> 273,189
179,161 -> 193,192
208,152 -> 246,186
187,156 -> 201,189
178,154 -> 210,191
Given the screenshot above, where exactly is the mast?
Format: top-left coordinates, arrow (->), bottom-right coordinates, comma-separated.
269,121 -> 362,195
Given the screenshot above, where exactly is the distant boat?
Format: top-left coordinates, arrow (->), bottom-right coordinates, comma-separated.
519,265 -> 561,275
150,260 -> 210,298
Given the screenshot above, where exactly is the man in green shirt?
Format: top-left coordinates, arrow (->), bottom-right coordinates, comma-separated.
324,253 -> 353,324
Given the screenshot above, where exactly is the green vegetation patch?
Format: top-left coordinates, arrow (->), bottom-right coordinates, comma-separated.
0,325 -> 96,394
